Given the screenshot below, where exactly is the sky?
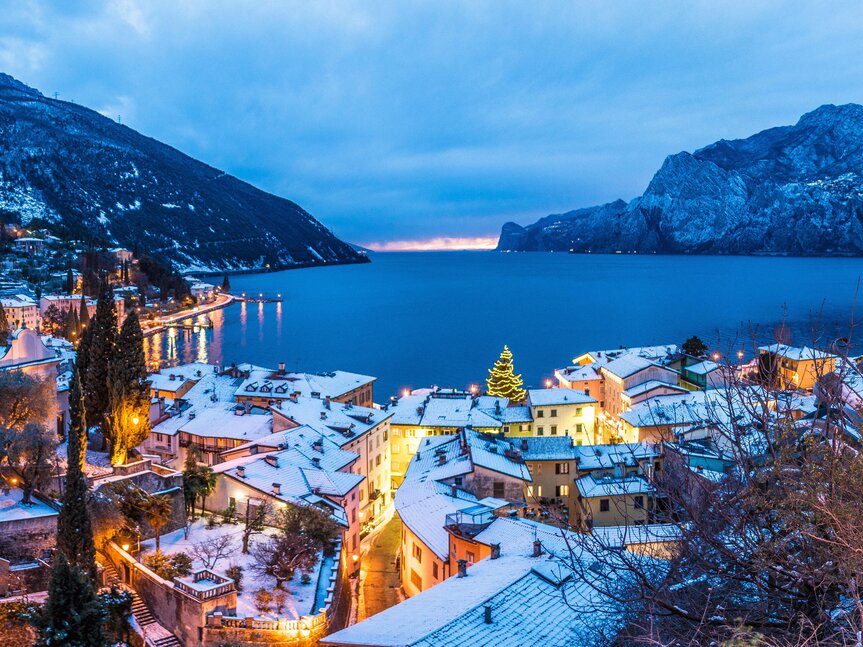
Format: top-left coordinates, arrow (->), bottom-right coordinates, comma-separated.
1,1 -> 863,249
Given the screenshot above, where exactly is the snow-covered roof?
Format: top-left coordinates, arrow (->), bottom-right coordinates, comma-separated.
234,368 -> 376,401
623,379 -> 686,399
574,442 -> 659,471
224,425 -> 360,473
576,344 -> 681,368
517,436 -> 580,461
270,396 -> 392,449
214,448 -> 362,527
575,473 -> 654,498
526,388 -> 595,407
463,429 -> 532,481
590,523 -> 683,548
0,293 -> 37,308
389,391 -> 503,429
602,354 -> 657,379
555,364 -> 602,382
759,344 -> 836,361
323,535 -> 657,647
683,360 -> 720,376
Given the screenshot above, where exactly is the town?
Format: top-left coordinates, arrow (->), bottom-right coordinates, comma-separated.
0,232 -> 859,646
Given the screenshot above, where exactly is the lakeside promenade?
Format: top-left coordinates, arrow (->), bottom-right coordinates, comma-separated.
141,292 -> 235,337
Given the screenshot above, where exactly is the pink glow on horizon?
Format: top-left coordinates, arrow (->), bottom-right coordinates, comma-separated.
363,236 -> 499,251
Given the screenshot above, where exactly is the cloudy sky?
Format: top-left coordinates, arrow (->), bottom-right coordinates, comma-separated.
2,1 -> 862,248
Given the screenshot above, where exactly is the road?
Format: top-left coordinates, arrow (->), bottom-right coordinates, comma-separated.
358,516 -> 403,621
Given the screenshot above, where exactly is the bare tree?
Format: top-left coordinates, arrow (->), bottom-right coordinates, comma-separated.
190,534 -> 235,570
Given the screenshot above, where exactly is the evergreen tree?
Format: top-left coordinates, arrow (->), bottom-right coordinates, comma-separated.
221,274 -> 231,293
0,302 -> 8,346
79,295 -> 90,330
105,310 -> 150,464
682,335 -> 709,358
64,306 -> 80,343
83,279 -> 117,435
57,369 -> 97,582
65,266 -> 75,294
36,553 -> 106,647
485,345 -> 526,402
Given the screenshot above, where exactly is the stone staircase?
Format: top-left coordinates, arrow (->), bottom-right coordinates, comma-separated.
101,561 -> 183,647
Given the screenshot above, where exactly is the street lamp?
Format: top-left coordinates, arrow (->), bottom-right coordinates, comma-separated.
132,416 -> 140,426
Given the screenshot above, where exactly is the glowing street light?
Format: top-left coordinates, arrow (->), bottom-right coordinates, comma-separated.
545,379 -> 553,388
132,416 -> 140,426
712,353 -> 720,361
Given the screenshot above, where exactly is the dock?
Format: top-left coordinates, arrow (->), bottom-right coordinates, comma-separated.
235,292 -> 284,303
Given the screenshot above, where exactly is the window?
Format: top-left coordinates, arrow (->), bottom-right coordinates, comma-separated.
229,497 -> 236,509
454,476 -> 463,486
466,551 -> 475,564
383,430 -> 388,441
360,489 -> 365,501
537,426 -> 544,436
599,499 -> 610,512
493,481 -> 505,498
376,455 -> 381,467
392,429 -> 401,437
353,534 -> 358,549
392,462 -> 401,471
576,407 -> 582,416
352,509 -> 357,523
432,562 -> 439,579
634,495 -> 644,509
550,425 -> 558,436
527,485 -> 534,497
550,409 -> 557,417
556,484 -> 570,497
536,485 -> 542,497
411,569 -> 422,590
536,463 -> 542,475
555,463 -> 569,475
503,425 -> 510,433
537,410 -> 544,418
575,423 -> 584,434
413,543 -> 422,563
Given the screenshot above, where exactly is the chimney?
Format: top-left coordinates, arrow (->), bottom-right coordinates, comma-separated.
265,455 -> 279,468
311,457 -> 321,468
324,395 -> 331,410
456,559 -> 467,578
236,465 -> 246,478
533,540 -> 542,557
484,604 -> 492,624
451,484 -> 457,498
272,483 -> 281,495
312,439 -> 323,453
490,543 -> 501,560
320,411 -> 327,420
278,361 -> 286,374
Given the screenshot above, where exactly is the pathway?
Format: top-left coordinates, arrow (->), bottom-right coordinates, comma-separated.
358,516 -> 403,621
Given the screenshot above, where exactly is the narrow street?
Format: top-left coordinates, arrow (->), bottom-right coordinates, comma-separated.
357,516 -> 403,621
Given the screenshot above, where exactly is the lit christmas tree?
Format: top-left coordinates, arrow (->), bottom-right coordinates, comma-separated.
485,345 -> 526,402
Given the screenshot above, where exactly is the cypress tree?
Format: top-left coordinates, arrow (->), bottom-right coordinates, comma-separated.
106,310 -> 150,464
37,553 -> 106,647
83,279 -> 117,434
57,369 -> 97,582
65,306 -> 80,342
65,266 -> 75,294
0,302 -> 8,346
221,274 -> 231,292
79,295 -> 90,330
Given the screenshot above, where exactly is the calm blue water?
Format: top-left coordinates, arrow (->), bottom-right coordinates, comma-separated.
144,252 -> 863,399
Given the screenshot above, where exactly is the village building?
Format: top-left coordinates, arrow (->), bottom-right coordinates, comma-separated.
1,293 -> 40,330
209,426 -> 364,569
395,430 -> 531,596
519,388 -> 597,443
12,236 -> 46,255
234,364 -> 376,408
758,343 -> 838,390
109,247 -> 134,264
188,280 -> 217,303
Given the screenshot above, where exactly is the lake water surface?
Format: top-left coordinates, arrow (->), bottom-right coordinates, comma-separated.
144,252 -> 863,399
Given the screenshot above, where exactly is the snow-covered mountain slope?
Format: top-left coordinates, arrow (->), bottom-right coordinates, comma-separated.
497,104 -> 863,255
0,73 -> 366,272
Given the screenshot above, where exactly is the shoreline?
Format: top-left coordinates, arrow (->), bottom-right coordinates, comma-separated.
142,293 -> 236,338
184,255 -> 371,279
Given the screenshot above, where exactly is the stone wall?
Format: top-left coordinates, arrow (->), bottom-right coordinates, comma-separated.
0,513 -> 57,562
105,542 -> 236,647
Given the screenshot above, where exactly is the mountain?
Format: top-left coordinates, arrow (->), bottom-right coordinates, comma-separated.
0,73 -> 366,272
497,104 -> 863,256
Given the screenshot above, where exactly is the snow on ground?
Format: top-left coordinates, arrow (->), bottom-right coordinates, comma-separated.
140,519 -> 324,620
54,439 -> 113,478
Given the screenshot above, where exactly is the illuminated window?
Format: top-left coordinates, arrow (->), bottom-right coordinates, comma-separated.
556,485 -> 569,497
411,569 -> 422,590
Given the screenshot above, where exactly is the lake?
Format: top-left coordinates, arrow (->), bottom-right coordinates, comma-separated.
144,252 -> 863,399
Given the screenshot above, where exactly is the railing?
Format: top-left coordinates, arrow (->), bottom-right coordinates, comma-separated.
173,569 -> 236,600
